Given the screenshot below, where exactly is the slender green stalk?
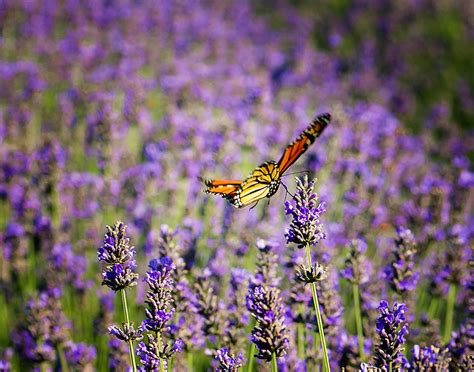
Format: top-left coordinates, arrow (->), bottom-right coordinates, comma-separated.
57,344 -> 69,372
120,290 -> 137,372
40,362 -> 49,372
427,298 -> 439,319
247,343 -> 256,372
352,283 -> 365,358
187,351 -> 193,371
314,335 -> 320,371
156,332 -> 166,372
297,306 -> 305,361
168,356 -> 174,372
444,284 -> 457,342
305,245 -> 330,372
271,352 -> 278,372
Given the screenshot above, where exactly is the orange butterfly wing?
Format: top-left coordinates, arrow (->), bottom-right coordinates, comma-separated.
202,179 -> 242,197
277,113 -> 331,175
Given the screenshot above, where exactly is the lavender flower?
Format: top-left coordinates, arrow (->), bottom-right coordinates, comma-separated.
142,257 -> 175,332
224,268 -> 250,353
410,345 -> 451,371
215,347 -> 244,372
108,338 -> 130,371
285,175 -> 330,370
98,221 -> 138,291
252,238 -> 280,288
98,221 -> 139,371
447,324 -> 473,370
155,224 -> 186,274
285,175 -> 326,249
341,239 -> 369,285
12,289 -> 70,366
137,257 -> 183,370
47,242 -> 90,292
373,300 -> 409,371
383,227 -> 419,294
246,285 -> 289,362
193,270 -> 224,339
64,342 -> 97,369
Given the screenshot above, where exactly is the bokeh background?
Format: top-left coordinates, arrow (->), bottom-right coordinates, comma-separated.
0,0 -> 472,371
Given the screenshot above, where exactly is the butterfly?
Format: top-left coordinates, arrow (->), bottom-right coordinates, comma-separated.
203,113 -> 331,208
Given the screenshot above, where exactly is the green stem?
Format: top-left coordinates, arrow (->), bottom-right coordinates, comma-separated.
156,332 -> 166,372
352,283 -> 365,359
297,307 -> 305,361
271,352 -> 278,372
427,298 -> 438,319
247,343 -> 256,372
57,344 -> 69,372
120,289 -> 137,372
389,361 -> 392,372
187,351 -> 193,371
444,284 -> 456,342
306,245 -> 330,372
314,335 -> 320,371
40,362 -> 49,372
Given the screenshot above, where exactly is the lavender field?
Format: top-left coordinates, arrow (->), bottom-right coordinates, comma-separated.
1,0 -> 473,371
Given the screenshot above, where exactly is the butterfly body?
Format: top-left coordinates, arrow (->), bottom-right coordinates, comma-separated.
203,113 -> 331,208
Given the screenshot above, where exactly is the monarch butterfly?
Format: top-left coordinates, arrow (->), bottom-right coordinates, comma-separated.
203,113 -> 331,208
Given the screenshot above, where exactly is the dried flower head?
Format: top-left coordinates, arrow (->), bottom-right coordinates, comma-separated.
295,262 -> 328,284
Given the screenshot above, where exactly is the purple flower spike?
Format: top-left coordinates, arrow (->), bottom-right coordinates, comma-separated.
138,256 -> 183,369
383,227 -> 419,295
373,300 -> 409,370
246,285 -> 289,362
215,347 -> 244,371
98,222 -> 138,291
285,176 -> 326,249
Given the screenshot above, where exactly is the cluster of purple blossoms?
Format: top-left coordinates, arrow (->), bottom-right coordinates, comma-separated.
285,175 -> 326,249
98,221 -> 139,291
410,344 -> 451,370
372,300 -> 409,371
192,269 -> 225,340
341,238 -> 370,285
12,288 -> 96,370
383,227 -> 419,294
246,239 -> 289,363
246,285 -> 289,362
136,257 -> 183,370
64,342 -> 97,369
215,347 -> 244,372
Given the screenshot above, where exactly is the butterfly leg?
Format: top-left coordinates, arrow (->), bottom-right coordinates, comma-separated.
249,201 -> 259,210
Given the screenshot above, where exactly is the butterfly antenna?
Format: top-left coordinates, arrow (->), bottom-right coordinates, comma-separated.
281,182 -> 294,199
281,169 -> 310,178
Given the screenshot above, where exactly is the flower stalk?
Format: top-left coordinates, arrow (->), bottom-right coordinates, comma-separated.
306,245 -> 330,372
443,284 -> 456,343
271,352 -> 278,372
120,290 -> 137,372
352,283 -> 365,358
